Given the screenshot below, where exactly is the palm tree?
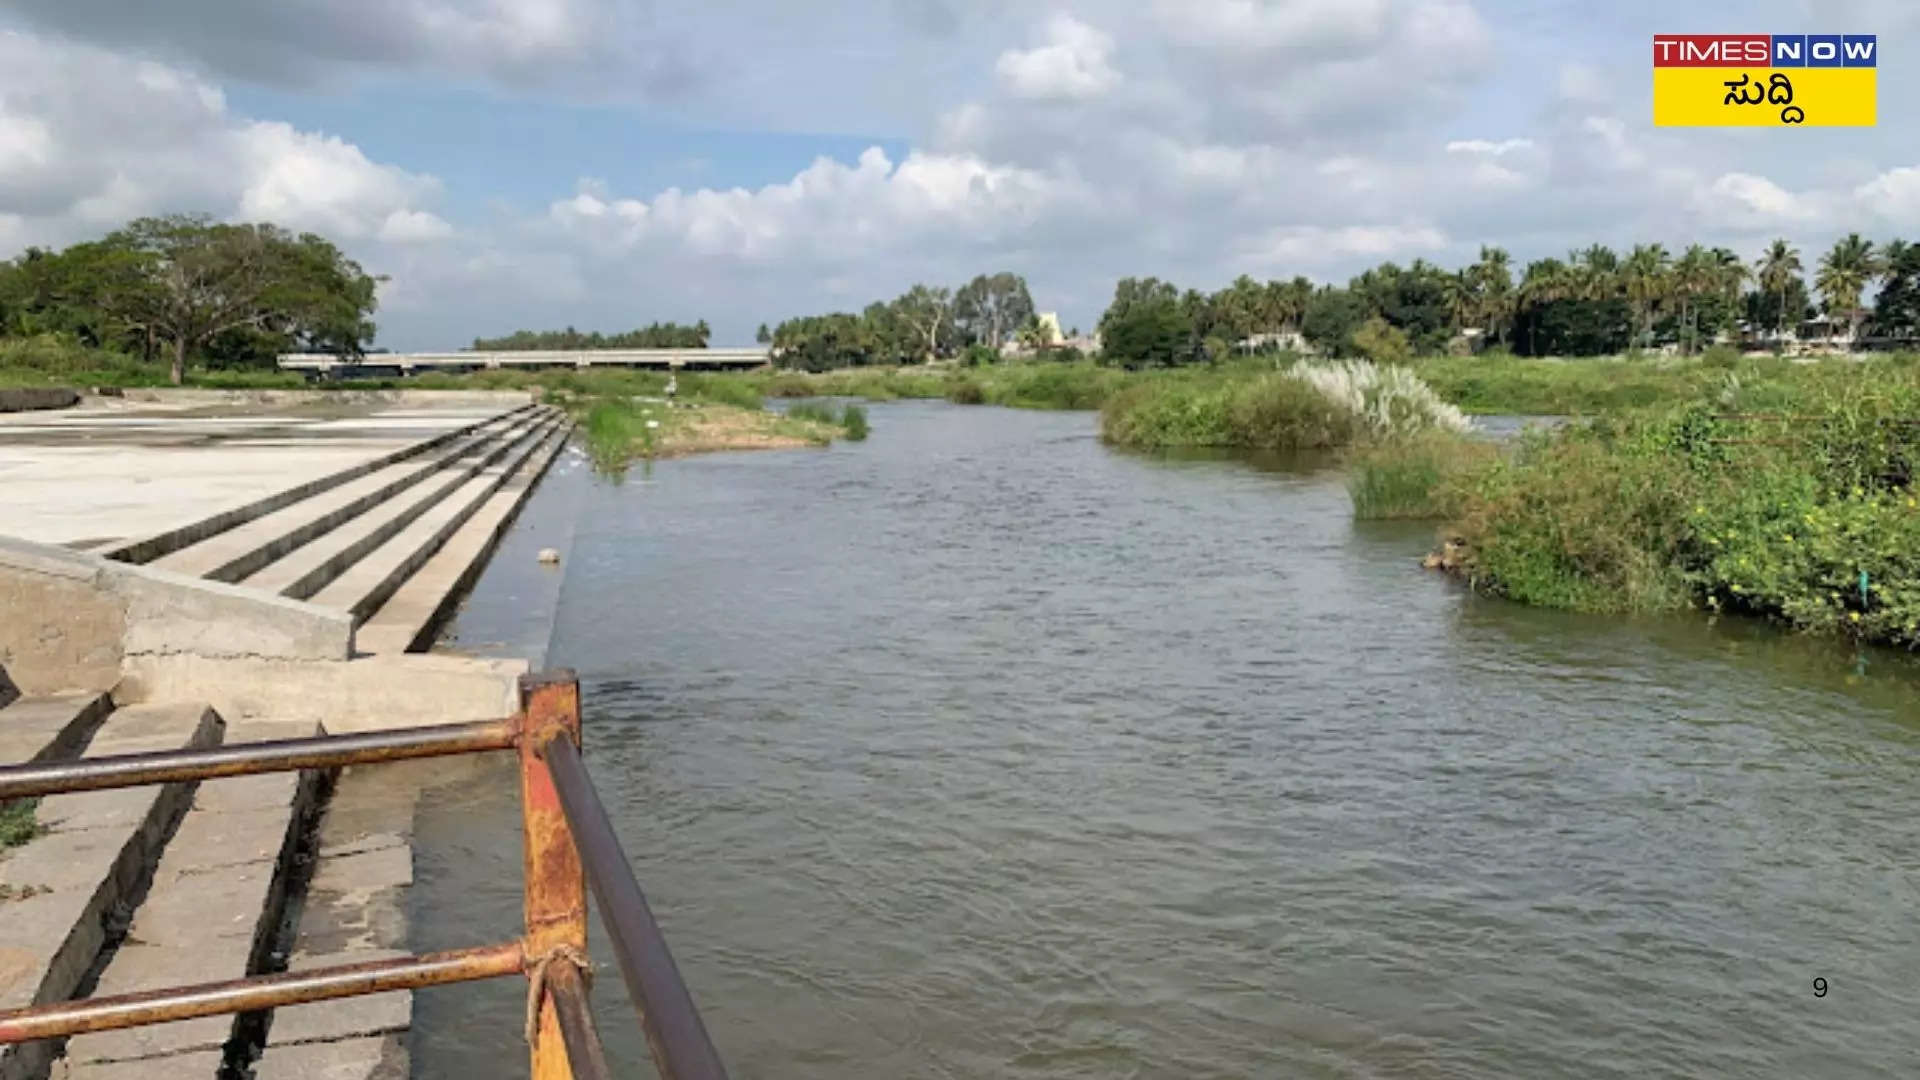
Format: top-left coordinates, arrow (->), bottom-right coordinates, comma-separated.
1710,247 -> 1748,346
1672,245 -> 1718,354
1444,270 -> 1476,337
1517,257 -> 1571,355
1569,244 -> 1620,301
1622,243 -> 1670,350
1473,246 -> 1515,346
1753,239 -> 1803,340
1816,233 -> 1881,347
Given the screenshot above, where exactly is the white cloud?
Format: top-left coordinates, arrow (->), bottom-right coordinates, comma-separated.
994,14 -> 1120,101
379,209 -> 456,244
1446,139 -> 1534,157
1243,223 -> 1448,267
1856,167 -> 1920,221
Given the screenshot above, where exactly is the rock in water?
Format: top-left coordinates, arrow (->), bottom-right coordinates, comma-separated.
538,548 -> 561,565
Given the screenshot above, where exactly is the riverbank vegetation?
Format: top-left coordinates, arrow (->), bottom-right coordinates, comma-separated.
576,397 -> 853,474
1360,365 -> 1920,648
1099,360 -> 1470,450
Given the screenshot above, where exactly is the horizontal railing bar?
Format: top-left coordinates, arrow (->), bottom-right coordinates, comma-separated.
0,718 -> 519,800
0,943 -> 525,1045
542,734 -> 731,1080
548,962 -> 614,1080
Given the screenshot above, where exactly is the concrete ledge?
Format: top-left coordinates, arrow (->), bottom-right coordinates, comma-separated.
107,388 -> 535,409
0,534 -> 353,694
115,653 -> 526,728
0,388 -> 78,413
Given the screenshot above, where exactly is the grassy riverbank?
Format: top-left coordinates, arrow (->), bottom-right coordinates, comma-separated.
573,395 -> 864,474
1363,364 -> 1920,648
1099,360 -> 1471,451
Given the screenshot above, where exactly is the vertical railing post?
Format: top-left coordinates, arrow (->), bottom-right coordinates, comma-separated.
519,670 -> 587,1080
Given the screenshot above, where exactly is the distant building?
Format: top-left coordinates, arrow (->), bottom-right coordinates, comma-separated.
1036,312 -> 1064,346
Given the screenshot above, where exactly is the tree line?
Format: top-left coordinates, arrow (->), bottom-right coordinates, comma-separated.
760,272 -> 1051,371
468,322 -> 710,351
1097,234 -> 1912,368
0,215 -> 380,383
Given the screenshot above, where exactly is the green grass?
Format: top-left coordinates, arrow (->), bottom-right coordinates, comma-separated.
1438,367 -> 1920,646
1346,432 -> 1497,519
583,399 -> 653,474
783,400 -> 869,439
0,799 -> 37,850
841,404 -> 869,441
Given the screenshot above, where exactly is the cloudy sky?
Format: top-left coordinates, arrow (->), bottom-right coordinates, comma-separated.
1,0 -> 1917,347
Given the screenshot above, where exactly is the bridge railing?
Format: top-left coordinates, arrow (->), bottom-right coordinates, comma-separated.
0,671 -> 728,1080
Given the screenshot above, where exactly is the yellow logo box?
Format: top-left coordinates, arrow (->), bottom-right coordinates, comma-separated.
1653,67 -> 1876,126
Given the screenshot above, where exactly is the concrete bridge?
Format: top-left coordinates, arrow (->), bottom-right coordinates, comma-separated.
280,348 -> 772,378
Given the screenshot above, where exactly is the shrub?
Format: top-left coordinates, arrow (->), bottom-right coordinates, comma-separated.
841,404 -> 869,440
946,379 -> 987,405
1347,432 -> 1497,519
783,400 -> 840,425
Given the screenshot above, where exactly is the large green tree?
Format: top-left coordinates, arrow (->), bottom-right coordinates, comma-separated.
92,216 -> 381,383
953,272 -> 1035,350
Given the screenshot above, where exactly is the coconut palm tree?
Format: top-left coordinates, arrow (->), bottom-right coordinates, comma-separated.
1517,257 -> 1571,355
1444,270 -> 1477,337
1473,246 -> 1515,347
1671,245 -> 1719,354
1622,243 -> 1670,350
1711,247 -> 1748,346
1753,238 -> 1804,339
1816,233 -> 1882,347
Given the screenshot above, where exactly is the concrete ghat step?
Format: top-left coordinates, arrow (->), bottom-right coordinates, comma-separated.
0,693 -> 113,767
307,413 -> 566,627
353,419 -> 573,656
0,704 -> 224,1080
146,405 -> 535,583
254,760 -> 420,1080
240,407 -> 560,602
61,720 -> 325,1076
105,404 -> 534,567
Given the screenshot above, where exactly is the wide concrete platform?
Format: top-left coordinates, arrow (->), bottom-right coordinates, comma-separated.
0,392 -> 528,549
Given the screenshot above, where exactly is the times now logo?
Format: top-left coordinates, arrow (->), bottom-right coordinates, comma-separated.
1652,34 -> 1877,67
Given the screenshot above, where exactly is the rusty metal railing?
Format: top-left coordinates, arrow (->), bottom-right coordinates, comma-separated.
0,670 -> 728,1080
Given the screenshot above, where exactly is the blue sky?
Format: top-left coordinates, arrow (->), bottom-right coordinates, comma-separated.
2,0 -> 1918,348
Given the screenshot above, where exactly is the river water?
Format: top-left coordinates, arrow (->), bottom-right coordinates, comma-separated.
411,401 -> 1920,1079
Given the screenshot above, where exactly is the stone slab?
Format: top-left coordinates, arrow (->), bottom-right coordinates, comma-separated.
0,704 -> 220,1080
114,653 -> 524,731
0,692 -> 111,766
255,1035 -> 408,1080
54,1049 -> 224,1080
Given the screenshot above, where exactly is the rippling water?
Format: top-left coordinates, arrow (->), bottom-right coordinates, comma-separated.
413,401 -> 1920,1079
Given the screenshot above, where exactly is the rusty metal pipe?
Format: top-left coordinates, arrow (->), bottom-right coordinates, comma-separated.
542,734 -> 730,1080
547,963 -> 614,1080
0,719 -> 518,800
0,943 -> 524,1045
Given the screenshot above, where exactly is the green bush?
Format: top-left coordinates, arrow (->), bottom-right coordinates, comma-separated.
946,379 -> 986,405
1347,432 -> 1497,519
783,400 -> 840,424
1444,374 -> 1920,645
841,404 -> 869,441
